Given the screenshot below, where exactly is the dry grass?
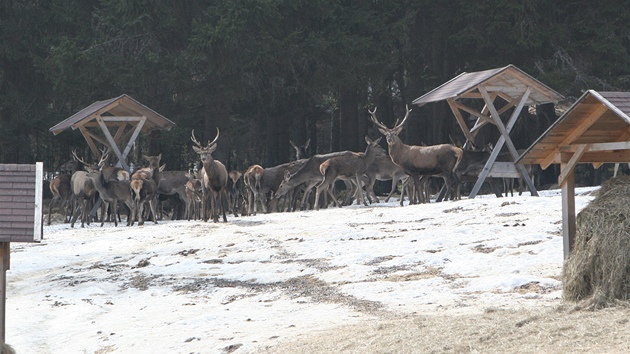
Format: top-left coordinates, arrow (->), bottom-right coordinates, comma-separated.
256,305 -> 630,353
563,175 -> 630,308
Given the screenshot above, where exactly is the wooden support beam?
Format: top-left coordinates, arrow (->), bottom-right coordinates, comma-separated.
0,242 -> 9,342
560,105 -> 608,147
79,126 -> 101,158
559,141 -> 630,152
470,86 -> 537,198
557,144 -> 589,186
120,117 -> 147,165
561,153 -> 576,260
447,99 -> 476,145
96,117 -> 130,172
537,105 -> 608,169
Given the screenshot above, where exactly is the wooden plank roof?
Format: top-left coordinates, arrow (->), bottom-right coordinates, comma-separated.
518,90 -> 630,167
412,64 -> 564,108
49,94 -> 175,135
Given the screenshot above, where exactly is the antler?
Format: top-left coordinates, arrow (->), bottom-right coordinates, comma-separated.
191,129 -> 203,148
191,128 -> 220,148
208,127 -> 220,147
396,104 -> 412,129
97,147 -> 110,168
368,107 -> 389,130
71,149 -> 87,165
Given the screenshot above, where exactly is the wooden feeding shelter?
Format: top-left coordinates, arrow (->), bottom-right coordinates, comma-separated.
412,64 -> 564,198
49,94 -> 175,171
518,90 -> 630,259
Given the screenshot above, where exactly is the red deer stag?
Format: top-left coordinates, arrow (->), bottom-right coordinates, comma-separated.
191,128 -> 236,222
69,150 -> 99,227
314,136 -> 382,210
368,105 -> 463,203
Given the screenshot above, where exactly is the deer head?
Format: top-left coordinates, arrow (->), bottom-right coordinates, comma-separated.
191,128 -> 220,164
368,105 -> 412,146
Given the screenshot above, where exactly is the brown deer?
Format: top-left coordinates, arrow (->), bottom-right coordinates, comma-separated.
156,170 -> 189,220
227,170 -> 242,215
243,164 -> 265,215
313,136 -> 382,210
85,169 -> 134,227
290,139 -> 311,160
361,145 -> 409,204
368,105 -> 463,203
47,157 -> 81,225
69,150 -> 100,228
274,151 -> 354,211
191,128 -> 236,222
129,154 -> 163,225
184,172 -> 203,221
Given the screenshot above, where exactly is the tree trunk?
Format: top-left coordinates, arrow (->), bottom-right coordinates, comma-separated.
338,88 -> 359,152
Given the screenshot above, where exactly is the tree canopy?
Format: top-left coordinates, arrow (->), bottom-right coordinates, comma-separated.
2,0 -> 629,186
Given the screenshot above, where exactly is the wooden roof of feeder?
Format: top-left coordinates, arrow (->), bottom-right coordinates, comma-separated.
412,64 -> 564,200
49,94 -> 175,171
518,90 -> 630,259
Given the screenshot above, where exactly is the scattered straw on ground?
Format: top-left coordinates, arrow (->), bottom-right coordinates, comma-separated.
255,305 -> 630,354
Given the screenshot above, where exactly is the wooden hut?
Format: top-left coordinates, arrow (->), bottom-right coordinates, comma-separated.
49,94 -> 175,171
519,90 -> 630,258
412,64 -> 564,198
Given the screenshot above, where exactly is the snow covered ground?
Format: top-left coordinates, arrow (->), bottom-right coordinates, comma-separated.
5,187 -> 597,353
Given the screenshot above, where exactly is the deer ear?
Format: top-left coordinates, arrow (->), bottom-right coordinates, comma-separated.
377,127 -> 388,136
304,139 -> 310,148
284,170 -> 291,181
192,146 -> 202,154
365,135 -> 371,144
374,136 -> 382,145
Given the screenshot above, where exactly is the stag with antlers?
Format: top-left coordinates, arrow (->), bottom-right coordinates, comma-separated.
191,128 -> 236,222
368,105 -> 463,203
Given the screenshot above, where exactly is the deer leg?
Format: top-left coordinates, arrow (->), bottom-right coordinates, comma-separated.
228,189 -> 238,218
314,178 -> 329,211
47,195 -> 59,226
221,189 -> 229,221
211,192 -> 219,223
138,201 -> 146,226
326,183 -> 341,208
300,181 -> 317,210
366,176 -> 379,204
99,201 -> 108,227
355,175 -> 368,206
384,177 -> 399,203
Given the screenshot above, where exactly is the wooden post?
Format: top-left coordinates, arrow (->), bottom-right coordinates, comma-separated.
560,153 -> 576,259
0,242 -> 10,342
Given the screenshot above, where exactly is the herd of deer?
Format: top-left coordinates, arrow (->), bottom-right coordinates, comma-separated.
46,105 -> 532,226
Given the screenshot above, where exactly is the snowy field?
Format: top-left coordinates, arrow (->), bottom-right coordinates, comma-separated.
5,187 -> 598,353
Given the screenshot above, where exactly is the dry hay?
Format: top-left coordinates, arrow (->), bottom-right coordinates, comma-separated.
563,175 -> 630,308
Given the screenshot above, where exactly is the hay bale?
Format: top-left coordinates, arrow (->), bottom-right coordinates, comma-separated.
563,175 -> 630,307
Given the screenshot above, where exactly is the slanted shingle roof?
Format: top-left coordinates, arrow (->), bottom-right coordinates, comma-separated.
49,94 -> 175,135
519,90 -> 630,166
412,64 -> 564,108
